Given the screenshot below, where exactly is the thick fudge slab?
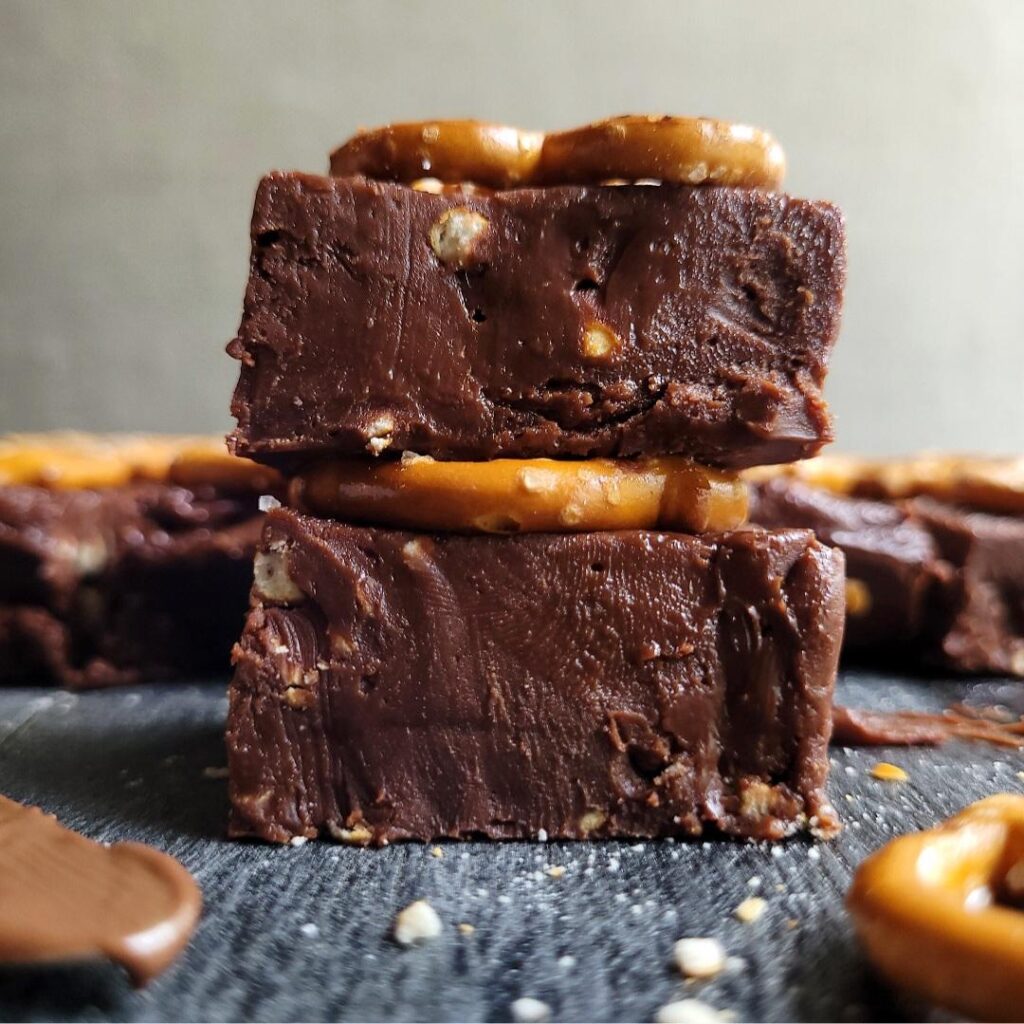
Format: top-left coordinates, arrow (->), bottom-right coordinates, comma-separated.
228,174 -> 845,469
228,508 -> 844,844
750,477 -> 1024,676
0,483 -> 262,687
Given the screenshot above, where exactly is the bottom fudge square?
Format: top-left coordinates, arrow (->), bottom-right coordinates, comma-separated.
228,508 -> 844,844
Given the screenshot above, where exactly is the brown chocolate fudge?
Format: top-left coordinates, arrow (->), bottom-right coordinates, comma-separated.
0,483 -> 263,687
0,435 -> 281,688
750,476 -> 1024,676
228,174 -> 845,470
227,508 -> 844,844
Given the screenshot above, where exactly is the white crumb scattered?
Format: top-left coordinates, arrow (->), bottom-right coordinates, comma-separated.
807,847 -> 821,861
394,899 -> 442,946
558,955 -> 576,969
510,997 -> 552,1023
536,828 -> 549,842
655,998 -> 725,1023
607,857 -> 620,872
430,845 -> 444,858
497,894 -> 511,905
747,875 -> 762,890
289,835 -> 308,848
299,922 -> 319,938
734,897 -> 766,924
546,865 -> 566,878
202,766 -> 230,780
673,937 -> 727,979
259,494 -> 282,511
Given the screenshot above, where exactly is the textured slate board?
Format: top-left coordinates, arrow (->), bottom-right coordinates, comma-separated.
0,670 -> 1022,1023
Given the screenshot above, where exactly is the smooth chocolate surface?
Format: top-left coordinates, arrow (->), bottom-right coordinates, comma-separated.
228,508 -> 844,844
0,483 -> 262,687
228,174 -> 845,469
0,794 -> 201,985
750,477 -> 1024,676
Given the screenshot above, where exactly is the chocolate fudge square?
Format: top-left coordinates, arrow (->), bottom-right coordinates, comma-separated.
228,174 -> 845,470
0,482 -> 262,687
750,475 -> 1024,676
228,507 -> 844,844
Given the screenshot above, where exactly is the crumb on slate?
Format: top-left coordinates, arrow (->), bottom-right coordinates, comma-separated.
510,997 -> 552,1023
394,900 -> 442,946
457,922 -> 475,935
546,865 -> 566,878
289,835 -> 308,847
655,997 -> 727,1023
870,762 -> 909,782
673,937 -> 726,979
733,897 -> 766,924
430,845 -> 444,858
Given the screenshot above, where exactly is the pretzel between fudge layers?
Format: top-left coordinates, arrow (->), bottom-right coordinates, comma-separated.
751,452 -> 1024,516
329,116 -> 786,190
0,433 -> 280,493
291,455 -> 749,534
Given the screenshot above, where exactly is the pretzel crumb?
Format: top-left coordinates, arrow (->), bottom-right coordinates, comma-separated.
655,998 -> 727,1023
510,997 -> 552,1023
457,922 -> 475,935
870,762 -> 909,782
733,897 -> 766,924
673,937 -> 726,978
394,900 -> 442,946
546,865 -> 566,878
430,845 -> 444,858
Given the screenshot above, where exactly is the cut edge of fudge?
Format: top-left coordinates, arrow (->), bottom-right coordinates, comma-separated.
749,473 -> 1024,677
227,507 -> 845,845
228,173 -> 845,470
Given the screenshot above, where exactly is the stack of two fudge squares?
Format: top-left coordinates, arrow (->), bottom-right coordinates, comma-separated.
225,117 -> 847,845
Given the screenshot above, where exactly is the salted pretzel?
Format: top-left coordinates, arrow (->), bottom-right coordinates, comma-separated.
329,116 -> 785,190
536,115 -> 785,188
330,120 -> 544,189
0,432 -> 277,493
291,455 -> 748,534
755,452 -> 1024,516
848,795 -> 1024,1022
166,440 -> 282,494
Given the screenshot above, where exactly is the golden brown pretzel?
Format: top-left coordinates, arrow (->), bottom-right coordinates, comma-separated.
536,115 -> 785,188
329,115 -> 785,190
847,795 -> 1024,1022
329,120 -> 544,188
753,452 -> 1024,516
0,432 -> 278,493
0,433 -> 195,489
291,455 -> 748,534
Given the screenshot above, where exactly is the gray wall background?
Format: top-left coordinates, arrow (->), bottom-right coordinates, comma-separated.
2,0 -> 1022,455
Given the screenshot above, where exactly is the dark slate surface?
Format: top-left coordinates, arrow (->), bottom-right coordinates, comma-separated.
0,669 -> 1022,1023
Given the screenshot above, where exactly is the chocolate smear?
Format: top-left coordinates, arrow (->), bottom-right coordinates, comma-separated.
833,704 -> 1024,749
0,794 -> 201,985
